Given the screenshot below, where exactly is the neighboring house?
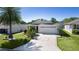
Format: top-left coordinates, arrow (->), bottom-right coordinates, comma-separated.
28,19 -> 60,34
0,24 -> 27,34
64,19 -> 79,33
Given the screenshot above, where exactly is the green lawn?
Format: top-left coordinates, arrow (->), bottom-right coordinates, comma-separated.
0,32 -> 26,44
0,34 -> 8,46
13,32 -> 27,39
0,32 -> 26,40
57,35 -> 79,51
0,32 -> 31,49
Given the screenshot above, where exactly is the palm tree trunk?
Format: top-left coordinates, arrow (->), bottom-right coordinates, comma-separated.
8,10 -> 13,40
9,18 -> 13,39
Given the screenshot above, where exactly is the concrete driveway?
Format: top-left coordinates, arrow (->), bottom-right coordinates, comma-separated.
13,34 -> 60,51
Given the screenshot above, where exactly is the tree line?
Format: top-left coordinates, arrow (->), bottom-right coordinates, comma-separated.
28,17 -> 79,24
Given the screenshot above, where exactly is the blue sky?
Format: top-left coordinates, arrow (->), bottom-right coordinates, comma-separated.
20,7 -> 79,22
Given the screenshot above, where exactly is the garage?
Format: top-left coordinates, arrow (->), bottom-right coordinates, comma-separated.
38,24 -> 58,34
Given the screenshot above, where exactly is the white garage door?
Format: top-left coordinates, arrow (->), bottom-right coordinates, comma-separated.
38,25 -> 58,34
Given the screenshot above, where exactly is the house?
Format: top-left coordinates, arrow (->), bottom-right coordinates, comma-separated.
0,24 -> 27,34
28,19 -> 60,34
0,19 -> 60,34
64,19 -> 79,33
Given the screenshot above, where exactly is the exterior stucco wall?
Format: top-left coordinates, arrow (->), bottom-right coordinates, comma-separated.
0,24 -> 27,34
64,24 -> 73,33
7,24 -> 27,33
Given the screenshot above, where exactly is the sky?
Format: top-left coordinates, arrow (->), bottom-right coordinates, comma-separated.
20,7 -> 79,22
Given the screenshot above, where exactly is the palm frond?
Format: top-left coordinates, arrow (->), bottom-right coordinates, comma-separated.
0,7 -> 21,25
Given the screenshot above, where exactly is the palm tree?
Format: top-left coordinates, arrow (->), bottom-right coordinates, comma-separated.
0,7 -> 21,40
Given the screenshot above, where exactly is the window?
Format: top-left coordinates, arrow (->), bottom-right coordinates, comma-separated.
76,25 -> 79,29
73,24 -> 76,29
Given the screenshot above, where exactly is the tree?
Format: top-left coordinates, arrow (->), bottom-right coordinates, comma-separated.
0,7 -> 21,40
51,18 -> 58,24
63,17 -> 79,23
20,21 -> 27,24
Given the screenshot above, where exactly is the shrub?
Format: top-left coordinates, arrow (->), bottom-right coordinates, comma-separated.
1,38 -> 31,49
72,29 -> 79,34
27,26 -> 36,38
59,29 -> 71,37
24,30 -> 27,34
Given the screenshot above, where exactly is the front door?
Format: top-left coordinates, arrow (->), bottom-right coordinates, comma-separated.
35,26 -> 38,33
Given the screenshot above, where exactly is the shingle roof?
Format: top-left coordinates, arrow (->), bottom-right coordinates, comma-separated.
32,19 -> 52,25
52,23 -> 60,26
66,19 -> 79,25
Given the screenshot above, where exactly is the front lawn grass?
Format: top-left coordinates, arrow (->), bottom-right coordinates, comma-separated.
0,32 -> 26,40
0,32 -> 31,49
57,35 -> 79,51
13,32 -> 27,39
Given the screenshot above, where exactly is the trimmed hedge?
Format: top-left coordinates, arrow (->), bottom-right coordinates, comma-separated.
72,29 -> 79,34
1,38 -> 31,49
59,29 -> 71,37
